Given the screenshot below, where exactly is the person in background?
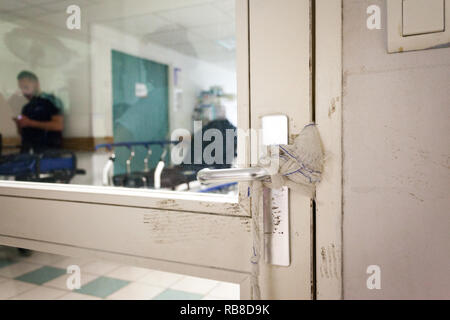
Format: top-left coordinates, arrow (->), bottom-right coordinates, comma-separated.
13,71 -> 64,153
12,71 -> 64,257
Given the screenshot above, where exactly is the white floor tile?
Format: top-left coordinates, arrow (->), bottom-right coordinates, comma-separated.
50,256 -> 93,269
44,272 -> 98,291
17,252 -> 64,265
0,280 -> 36,299
106,266 -> 152,281
58,292 -> 102,300
170,276 -> 219,295
0,261 -> 41,278
138,270 -> 184,288
11,286 -> 67,300
1,253 -> 240,300
106,265 -> 151,282
81,261 -> 121,275
107,282 -> 164,300
208,282 -> 240,299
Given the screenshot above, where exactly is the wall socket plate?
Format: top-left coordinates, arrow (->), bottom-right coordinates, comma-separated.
388,0 -> 450,53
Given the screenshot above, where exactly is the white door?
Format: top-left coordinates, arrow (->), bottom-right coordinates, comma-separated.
0,0 -> 316,299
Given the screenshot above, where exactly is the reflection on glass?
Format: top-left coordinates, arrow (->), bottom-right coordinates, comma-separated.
0,0 -> 237,195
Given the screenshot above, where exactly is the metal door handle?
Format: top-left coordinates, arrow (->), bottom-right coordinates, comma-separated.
197,166 -> 291,267
197,167 -> 270,185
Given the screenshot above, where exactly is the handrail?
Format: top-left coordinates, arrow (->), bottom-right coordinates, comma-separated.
95,140 -> 180,151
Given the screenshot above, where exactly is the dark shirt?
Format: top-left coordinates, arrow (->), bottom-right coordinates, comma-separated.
21,95 -> 62,153
184,119 -> 237,171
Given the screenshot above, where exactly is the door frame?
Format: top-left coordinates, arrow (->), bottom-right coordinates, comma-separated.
0,0 -> 344,300
315,0 -> 343,300
0,0 -> 253,298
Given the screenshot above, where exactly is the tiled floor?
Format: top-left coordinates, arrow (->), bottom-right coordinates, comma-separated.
0,247 -> 240,300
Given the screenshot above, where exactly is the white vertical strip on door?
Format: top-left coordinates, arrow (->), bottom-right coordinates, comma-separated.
249,0 -> 313,299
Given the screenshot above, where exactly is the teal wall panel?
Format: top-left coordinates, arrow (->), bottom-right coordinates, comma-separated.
111,50 -> 169,174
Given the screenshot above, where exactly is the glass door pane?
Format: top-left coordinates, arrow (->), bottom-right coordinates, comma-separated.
0,0 -> 238,196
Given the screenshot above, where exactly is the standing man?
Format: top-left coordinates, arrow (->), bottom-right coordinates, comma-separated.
12,71 -> 64,257
14,71 -> 64,153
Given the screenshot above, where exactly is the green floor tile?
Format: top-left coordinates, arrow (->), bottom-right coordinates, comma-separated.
15,266 -> 66,285
153,289 -> 203,300
75,276 -> 130,298
0,258 -> 16,269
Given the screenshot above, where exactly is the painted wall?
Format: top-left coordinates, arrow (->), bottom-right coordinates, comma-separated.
0,19 -> 92,138
342,0 -> 450,299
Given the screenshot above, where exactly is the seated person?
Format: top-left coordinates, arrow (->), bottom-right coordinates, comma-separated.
13,71 -> 63,153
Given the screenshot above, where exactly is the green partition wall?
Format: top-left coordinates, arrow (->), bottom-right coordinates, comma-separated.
111,50 -> 169,175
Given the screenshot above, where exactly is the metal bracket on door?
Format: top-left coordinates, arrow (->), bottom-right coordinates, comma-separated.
263,186 -> 290,266
261,114 -> 290,267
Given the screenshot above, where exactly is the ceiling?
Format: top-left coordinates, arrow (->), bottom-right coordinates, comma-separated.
0,0 -> 104,16
0,0 -> 236,70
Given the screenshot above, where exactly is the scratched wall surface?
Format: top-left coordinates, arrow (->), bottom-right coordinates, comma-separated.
343,0 -> 450,299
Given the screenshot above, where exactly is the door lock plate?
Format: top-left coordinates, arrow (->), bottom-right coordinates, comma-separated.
261,114 -> 290,267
